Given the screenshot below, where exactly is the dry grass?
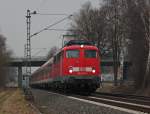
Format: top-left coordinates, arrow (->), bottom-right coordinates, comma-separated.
97,82 -> 136,94
0,88 -> 39,114
144,88 -> 150,96
97,83 -> 116,93
137,88 -> 150,96
0,89 -> 13,111
97,83 -> 150,97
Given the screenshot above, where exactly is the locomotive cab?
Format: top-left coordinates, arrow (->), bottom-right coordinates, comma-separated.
62,41 -> 101,92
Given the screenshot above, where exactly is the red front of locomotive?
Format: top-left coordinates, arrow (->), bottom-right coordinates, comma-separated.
61,44 -> 101,91
63,45 -> 100,76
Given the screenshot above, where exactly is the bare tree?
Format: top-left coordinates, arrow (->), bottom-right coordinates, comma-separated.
137,0 -> 150,89
125,0 -> 150,89
69,1 -> 111,57
99,0 -> 129,85
0,34 -> 11,87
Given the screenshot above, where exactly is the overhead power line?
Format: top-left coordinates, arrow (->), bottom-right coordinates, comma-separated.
30,14 -> 73,38
35,13 -> 69,16
45,28 -> 77,32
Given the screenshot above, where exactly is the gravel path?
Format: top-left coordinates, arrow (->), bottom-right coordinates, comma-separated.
31,89 -> 144,114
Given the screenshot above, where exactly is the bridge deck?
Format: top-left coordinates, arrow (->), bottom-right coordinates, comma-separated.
9,57 -> 131,67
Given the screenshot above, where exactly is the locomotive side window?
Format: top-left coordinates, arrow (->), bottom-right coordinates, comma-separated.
66,50 -> 79,58
85,50 -> 97,58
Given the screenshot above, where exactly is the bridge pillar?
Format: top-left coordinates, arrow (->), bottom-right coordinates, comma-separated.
18,66 -> 22,88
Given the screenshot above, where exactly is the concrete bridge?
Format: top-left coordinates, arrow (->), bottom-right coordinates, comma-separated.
8,56 -> 47,87
9,56 -> 131,67
8,57 -> 131,88
9,57 -> 47,67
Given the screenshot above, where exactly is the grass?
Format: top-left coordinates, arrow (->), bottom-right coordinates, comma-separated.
0,88 -> 39,114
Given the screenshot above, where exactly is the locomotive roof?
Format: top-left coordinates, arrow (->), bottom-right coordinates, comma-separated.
64,40 -> 95,46
62,45 -> 98,50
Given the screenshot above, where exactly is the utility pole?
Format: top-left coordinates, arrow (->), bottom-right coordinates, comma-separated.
25,9 -> 31,88
23,44 -> 27,81
24,44 -> 27,58
113,0 -> 119,86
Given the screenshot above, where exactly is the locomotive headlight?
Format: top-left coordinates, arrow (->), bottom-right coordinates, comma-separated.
81,45 -> 84,48
92,68 -> 96,73
69,67 -> 73,73
69,69 -> 73,73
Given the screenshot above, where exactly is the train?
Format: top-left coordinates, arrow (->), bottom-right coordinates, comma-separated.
30,40 -> 101,93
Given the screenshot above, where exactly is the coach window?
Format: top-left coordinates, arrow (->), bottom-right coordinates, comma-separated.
66,50 -> 79,58
54,56 -> 57,63
57,52 -> 61,62
85,50 -> 97,58
61,51 -> 64,59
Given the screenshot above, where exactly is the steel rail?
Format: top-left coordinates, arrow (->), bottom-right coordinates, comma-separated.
92,92 -> 150,106
67,93 -> 149,113
95,92 -> 150,101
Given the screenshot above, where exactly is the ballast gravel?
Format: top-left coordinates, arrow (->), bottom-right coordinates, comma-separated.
31,89 -> 145,114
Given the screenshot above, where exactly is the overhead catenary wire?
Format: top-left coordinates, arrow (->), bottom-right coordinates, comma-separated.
45,28 -> 78,32
30,14 -> 73,38
35,13 -> 69,16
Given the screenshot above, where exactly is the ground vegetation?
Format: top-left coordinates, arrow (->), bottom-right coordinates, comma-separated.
0,34 -> 12,87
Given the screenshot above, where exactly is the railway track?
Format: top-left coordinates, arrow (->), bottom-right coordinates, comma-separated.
71,92 -> 150,113
94,92 -> 150,101
32,88 -> 150,113
93,92 -> 150,105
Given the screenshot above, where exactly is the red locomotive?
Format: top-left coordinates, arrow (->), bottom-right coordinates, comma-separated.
30,40 -> 101,93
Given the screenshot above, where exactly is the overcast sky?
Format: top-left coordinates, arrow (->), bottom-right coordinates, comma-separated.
0,0 -> 101,57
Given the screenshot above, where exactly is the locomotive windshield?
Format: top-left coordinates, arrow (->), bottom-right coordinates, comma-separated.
85,50 -> 97,58
66,50 -> 79,58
